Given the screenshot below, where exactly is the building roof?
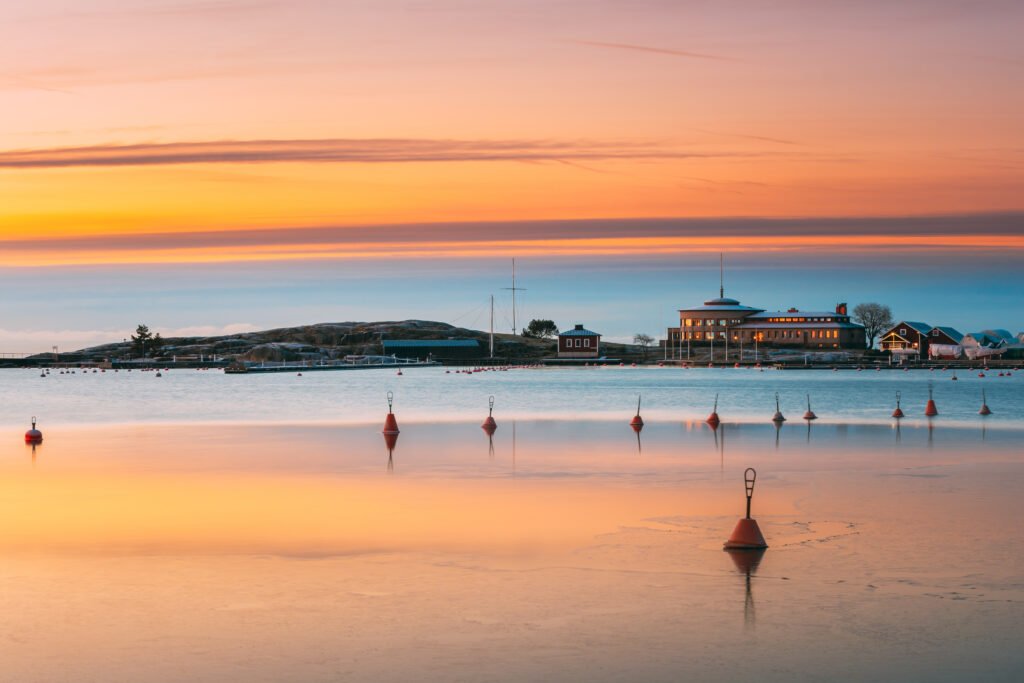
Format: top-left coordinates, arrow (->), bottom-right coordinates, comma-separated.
963,332 -> 1003,347
383,339 -> 480,348
893,321 -> 932,335
747,311 -> 849,320
560,324 -> 600,337
735,321 -> 864,330
679,296 -> 764,313
982,329 -> 1014,342
930,326 -> 963,343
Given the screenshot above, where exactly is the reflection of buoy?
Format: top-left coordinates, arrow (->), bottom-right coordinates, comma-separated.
802,394 -> 817,420
771,393 -> 786,423
979,389 -> 992,416
724,468 -> 768,550
630,394 -> 644,430
383,391 -> 400,434
925,384 -> 938,417
706,393 -> 721,429
482,395 -> 497,432
892,391 -> 905,419
25,417 -> 43,444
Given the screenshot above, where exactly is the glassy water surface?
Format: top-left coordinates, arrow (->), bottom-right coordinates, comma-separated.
1,367 -> 1022,682
3,365 -> 1022,428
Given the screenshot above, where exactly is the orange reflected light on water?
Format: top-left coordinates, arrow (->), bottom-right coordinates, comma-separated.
0,472 -> 778,555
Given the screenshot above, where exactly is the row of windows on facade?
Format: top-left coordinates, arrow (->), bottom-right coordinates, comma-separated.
564,338 -> 593,348
682,317 -> 840,327
672,329 -> 843,341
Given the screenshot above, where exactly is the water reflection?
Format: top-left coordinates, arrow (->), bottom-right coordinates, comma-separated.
725,548 -> 766,630
383,431 -> 399,473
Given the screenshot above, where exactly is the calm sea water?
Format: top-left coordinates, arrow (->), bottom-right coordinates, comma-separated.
3,365 -> 1021,429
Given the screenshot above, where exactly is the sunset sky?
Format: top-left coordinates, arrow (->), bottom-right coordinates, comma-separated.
2,0 -> 1022,349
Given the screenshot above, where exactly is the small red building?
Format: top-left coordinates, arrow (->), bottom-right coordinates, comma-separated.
880,321 -> 932,355
558,324 -> 601,359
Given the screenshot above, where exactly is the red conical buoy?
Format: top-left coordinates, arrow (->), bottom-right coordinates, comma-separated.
892,391 -> 905,419
802,393 -> 817,420
482,395 -> 497,431
925,383 -> 938,417
24,416 -> 43,444
979,389 -> 992,416
724,468 -> 768,550
706,393 -> 720,429
771,392 -> 786,423
382,391 -> 400,434
630,394 -> 644,429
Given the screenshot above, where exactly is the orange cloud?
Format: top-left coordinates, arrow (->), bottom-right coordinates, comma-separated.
3,232 -> 1021,267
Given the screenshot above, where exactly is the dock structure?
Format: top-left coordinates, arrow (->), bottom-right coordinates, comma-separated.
225,356 -> 437,374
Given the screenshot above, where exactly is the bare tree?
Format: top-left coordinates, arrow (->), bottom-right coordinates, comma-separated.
633,333 -> 655,359
852,303 -> 894,349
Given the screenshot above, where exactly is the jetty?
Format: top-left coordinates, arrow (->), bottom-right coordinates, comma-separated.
225,355 -> 437,374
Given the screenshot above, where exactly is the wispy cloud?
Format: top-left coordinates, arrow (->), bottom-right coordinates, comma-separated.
693,128 -> 803,146
0,138 -> 769,169
0,214 -> 1020,268
568,40 -> 739,62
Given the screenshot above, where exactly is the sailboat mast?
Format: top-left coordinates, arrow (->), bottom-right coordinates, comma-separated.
489,294 -> 495,358
511,258 -> 517,335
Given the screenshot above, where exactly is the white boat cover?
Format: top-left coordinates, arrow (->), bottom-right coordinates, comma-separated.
964,346 -> 1005,360
928,344 -> 963,359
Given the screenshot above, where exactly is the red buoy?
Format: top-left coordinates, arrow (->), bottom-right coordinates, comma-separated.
925,384 -> 938,417
979,389 -> 992,416
706,393 -> 721,429
383,391 -> 400,434
771,392 -> 786,423
802,393 -> 817,420
892,391 -> 905,419
24,416 -> 43,444
630,394 -> 644,430
482,395 -> 497,432
724,468 -> 768,550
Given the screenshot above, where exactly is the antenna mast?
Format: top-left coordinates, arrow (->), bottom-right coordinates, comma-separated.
720,252 -> 724,298
502,258 -> 527,335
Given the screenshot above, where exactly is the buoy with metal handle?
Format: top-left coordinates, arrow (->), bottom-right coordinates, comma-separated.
630,394 -> 644,430
802,394 -> 817,420
25,416 -> 43,444
771,392 -> 786,423
706,393 -> 721,429
382,391 -> 400,434
892,391 -> 905,419
724,468 -> 768,550
482,395 -> 497,433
